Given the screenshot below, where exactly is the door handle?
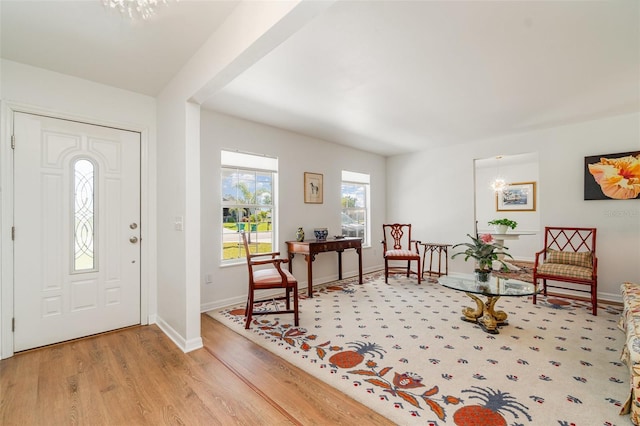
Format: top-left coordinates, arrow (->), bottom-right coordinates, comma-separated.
129,236 -> 139,244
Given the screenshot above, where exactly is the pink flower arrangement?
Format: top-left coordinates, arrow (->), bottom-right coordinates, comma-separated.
452,233 -> 513,271
480,233 -> 494,244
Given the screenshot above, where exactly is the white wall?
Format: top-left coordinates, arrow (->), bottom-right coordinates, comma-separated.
387,112 -> 640,302
0,59 -> 157,358
154,0 -> 329,352
200,110 -> 386,311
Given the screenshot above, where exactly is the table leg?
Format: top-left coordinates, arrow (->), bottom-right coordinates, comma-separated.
444,247 -> 449,275
288,252 -> 294,273
305,254 -> 315,298
337,249 -> 344,280
461,293 -> 508,334
357,247 -> 363,284
429,248 -> 435,276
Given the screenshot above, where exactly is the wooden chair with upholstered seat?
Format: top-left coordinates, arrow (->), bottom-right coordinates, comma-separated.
241,231 -> 299,329
381,223 -> 421,284
532,226 -> 598,315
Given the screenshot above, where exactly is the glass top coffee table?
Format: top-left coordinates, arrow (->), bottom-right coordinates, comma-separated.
439,274 -> 540,334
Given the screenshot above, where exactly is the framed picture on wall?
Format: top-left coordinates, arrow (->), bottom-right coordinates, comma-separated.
496,181 -> 536,211
584,151 -> 640,200
304,172 -> 323,204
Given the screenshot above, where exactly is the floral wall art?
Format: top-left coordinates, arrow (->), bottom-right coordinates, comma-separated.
584,151 -> 640,200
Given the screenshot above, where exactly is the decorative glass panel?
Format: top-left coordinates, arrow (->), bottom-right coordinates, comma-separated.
74,159 -> 95,271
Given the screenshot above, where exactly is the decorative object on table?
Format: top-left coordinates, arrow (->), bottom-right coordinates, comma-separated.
304,172 -> 323,204
496,181 -> 536,211
313,228 -> 328,240
584,150 -> 640,200
487,218 -> 518,234
295,227 -> 305,242
334,235 -> 345,239
452,233 -> 513,282
475,269 -> 491,283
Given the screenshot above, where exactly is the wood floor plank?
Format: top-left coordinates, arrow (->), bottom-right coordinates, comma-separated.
0,317 -> 392,425
201,314 -> 394,425
0,349 -> 40,425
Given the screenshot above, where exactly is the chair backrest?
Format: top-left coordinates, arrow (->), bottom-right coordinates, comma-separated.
241,231 -> 255,275
241,230 -> 287,277
542,227 -> 596,254
382,223 -> 413,251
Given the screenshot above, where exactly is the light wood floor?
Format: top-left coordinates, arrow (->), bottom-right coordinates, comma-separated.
0,314 -> 393,425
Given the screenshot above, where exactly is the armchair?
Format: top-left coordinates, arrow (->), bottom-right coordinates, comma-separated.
532,227 -> 598,315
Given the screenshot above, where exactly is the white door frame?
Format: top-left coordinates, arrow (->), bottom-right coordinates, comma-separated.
0,102 -> 153,359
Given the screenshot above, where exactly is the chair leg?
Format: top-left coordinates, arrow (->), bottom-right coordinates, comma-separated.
245,288 -> 255,329
384,260 -> 389,284
592,283 -> 597,316
417,259 -> 421,284
406,261 -> 410,278
285,287 -> 291,310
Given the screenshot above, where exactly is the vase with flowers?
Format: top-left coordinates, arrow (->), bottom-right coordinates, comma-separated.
452,233 -> 513,282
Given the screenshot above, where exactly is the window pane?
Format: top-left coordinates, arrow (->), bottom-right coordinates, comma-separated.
341,177 -> 369,244
221,169 -> 238,205
221,151 -> 277,263
74,159 -> 95,271
256,172 -> 272,205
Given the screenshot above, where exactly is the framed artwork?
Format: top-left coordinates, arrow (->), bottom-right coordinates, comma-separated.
304,172 -> 323,204
496,181 -> 536,211
584,150 -> 640,200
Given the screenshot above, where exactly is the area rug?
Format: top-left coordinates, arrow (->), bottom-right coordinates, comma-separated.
209,272 -> 630,425
492,260 -> 534,283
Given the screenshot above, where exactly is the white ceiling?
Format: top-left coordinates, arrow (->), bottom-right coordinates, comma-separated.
0,0 -> 239,95
2,0 -> 639,157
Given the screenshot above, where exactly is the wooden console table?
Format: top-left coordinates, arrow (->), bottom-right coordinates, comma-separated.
286,237 -> 363,297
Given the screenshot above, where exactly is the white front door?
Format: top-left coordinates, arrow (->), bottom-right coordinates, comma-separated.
13,112 -> 141,352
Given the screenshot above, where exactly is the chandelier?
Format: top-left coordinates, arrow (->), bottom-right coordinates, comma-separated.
103,0 -> 174,20
490,177 -> 508,193
490,156 -> 509,193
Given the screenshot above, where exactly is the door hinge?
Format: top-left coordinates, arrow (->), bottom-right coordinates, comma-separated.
11,226 -> 15,241
12,318 -> 15,332
11,134 -> 15,149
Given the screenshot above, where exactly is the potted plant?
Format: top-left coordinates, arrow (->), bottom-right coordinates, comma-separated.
488,218 -> 517,234
452,233 -> 513,281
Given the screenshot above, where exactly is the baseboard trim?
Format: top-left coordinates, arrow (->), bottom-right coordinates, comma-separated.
155,315 -> 203,353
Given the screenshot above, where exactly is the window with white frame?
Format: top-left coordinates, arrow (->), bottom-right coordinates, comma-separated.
221,150 -> 277,262
341,170 -> 370,246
